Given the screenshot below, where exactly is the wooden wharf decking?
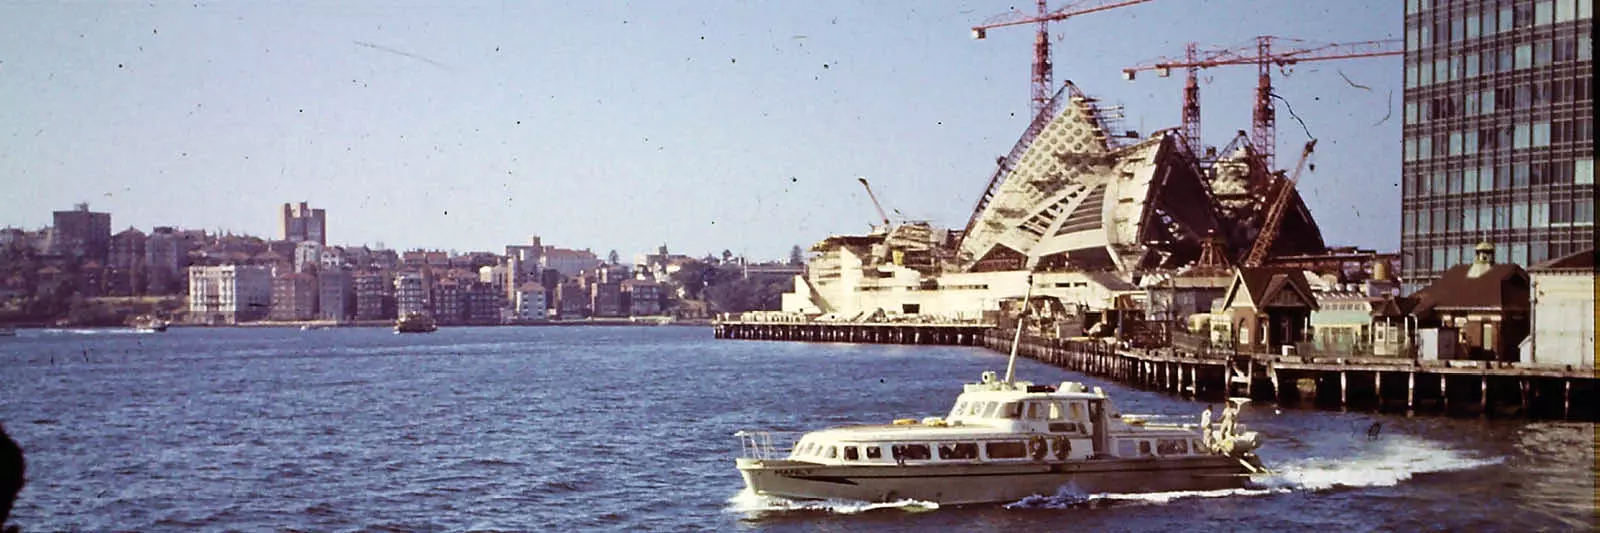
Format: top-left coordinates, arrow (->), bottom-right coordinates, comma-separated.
715,320 -> 1597,420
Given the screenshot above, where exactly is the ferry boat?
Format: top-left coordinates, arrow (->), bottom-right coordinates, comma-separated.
734,282 -> 1268,505
131,315 -> 168,333
394,312 -> 438,333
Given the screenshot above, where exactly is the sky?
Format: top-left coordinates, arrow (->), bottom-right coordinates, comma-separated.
0,1 -> 1402,261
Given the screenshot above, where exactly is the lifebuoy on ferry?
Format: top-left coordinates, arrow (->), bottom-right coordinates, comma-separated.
1052,437 -> 1070,460
1028,436 -> 1047,460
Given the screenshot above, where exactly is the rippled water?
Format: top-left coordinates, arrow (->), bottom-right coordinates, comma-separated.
0,327 -> 1594,531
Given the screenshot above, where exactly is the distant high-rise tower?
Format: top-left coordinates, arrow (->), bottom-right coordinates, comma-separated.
51,203 -> 111,261
282,202 -> 327,245
1400,0 -> 1593,293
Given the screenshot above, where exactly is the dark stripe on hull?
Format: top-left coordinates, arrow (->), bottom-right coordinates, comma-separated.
739,457 -> 1253,505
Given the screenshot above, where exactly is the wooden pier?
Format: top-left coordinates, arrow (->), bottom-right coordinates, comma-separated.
715,320 -> 1598,420
990,330 -> 1599,420
713,321 -> 988,346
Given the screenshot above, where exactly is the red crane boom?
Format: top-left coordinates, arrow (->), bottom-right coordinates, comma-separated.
972,0 -> 1157,118
1243,139 -> 1316,267
1122,36 -> 1401,168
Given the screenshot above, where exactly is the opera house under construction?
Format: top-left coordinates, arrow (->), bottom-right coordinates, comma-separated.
780,82 -> 1335,322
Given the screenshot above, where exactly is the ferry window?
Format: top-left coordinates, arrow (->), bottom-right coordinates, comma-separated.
965,401 -> 984,416
1117,440 -> 1138,456
980,402 -> 999,418
825,446 -> 838,459
986,441 -> 1029,459
1192,439 -> 1206,452
901,444 -> 932,461
1048,422 -> 1079,433
1068,402 -> 1084,421
844,446 -> 859,461
1157,439 -> 1189,456
1026,402 -> 1043,420
1047,401 -> 1066,420
1138,441 -> 1153,456
999,402 -> 1021,419
866,446 -> 883,460
938,442 -> 979,460
950,401 -> 967,419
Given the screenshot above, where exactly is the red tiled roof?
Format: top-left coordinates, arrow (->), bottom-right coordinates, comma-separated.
1411,263 -> 1527,311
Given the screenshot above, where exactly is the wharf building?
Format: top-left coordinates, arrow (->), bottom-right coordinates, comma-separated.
1400,0 -> 1594,292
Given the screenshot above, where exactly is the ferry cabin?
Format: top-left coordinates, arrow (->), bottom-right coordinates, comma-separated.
785,385 -> 1208,467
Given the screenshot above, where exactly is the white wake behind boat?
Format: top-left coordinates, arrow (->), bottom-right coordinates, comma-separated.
734,276 -> 1268,506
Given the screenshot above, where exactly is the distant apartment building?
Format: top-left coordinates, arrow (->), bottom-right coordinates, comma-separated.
590,281 -> 623,317
370,249 -> 401,271
50,203 -> 111,261
354,270 -> 395,320
1400,0 -> 1594,292
270,273 -> 320,321
543,247 -> 602,277
108,227 -> 146,296
432,278 -> 467,325
188,264 -> 273,324
320,246 -> 347,271
294,241 -> 323,274
556,279 -> 588,319
466,281 -> 501,325
744,261 -> 806,280
146,227 -> 197,295
78,261 -> 106,297
622,279 -> 664,316
506,237 -> 544,291
480,263 -> 510,305
319,269 -> 354,322
394,272 -> 430,317
514,283 -> 547,322
282,202 -> 327,245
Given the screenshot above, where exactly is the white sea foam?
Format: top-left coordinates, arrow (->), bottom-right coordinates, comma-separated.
1266,435 -> 1504,491
725,488 -> 938,515
1005,486 -> 1287,509
1007,435 -> 1503,509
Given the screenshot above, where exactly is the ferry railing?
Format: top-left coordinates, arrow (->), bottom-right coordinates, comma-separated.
734,430 -> 802,460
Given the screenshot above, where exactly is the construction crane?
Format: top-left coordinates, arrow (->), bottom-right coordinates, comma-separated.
1122,36 -> 1401,168
1242,139 -> 1316,268
857,177 -> 891,229
971,0 -> 1156,118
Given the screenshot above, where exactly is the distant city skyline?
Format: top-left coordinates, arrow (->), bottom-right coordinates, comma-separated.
1,1 -> 1401,260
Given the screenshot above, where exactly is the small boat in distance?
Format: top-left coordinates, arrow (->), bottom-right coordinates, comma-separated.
733,275 -> 1269,505
131,315 -> 169,333
394,312 -> 438,333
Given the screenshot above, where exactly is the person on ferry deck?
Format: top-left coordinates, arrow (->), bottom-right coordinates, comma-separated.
1200,405 -> 1215,446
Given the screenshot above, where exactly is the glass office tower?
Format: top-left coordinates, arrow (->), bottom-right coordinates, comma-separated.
1401,0 -> 1593,293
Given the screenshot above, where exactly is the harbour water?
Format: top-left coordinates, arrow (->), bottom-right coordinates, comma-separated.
0,326 -> 1593,531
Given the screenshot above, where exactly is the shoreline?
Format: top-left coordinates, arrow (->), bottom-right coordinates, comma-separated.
7,318 -> 714,330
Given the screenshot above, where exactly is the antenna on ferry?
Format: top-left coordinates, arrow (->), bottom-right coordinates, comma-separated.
1002,271 -> 1035,384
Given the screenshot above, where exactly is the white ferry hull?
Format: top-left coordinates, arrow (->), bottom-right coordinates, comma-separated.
737,456 -> 1254,505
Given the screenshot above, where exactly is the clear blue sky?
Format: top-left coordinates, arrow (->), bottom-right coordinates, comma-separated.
0,1 -> 1400,261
